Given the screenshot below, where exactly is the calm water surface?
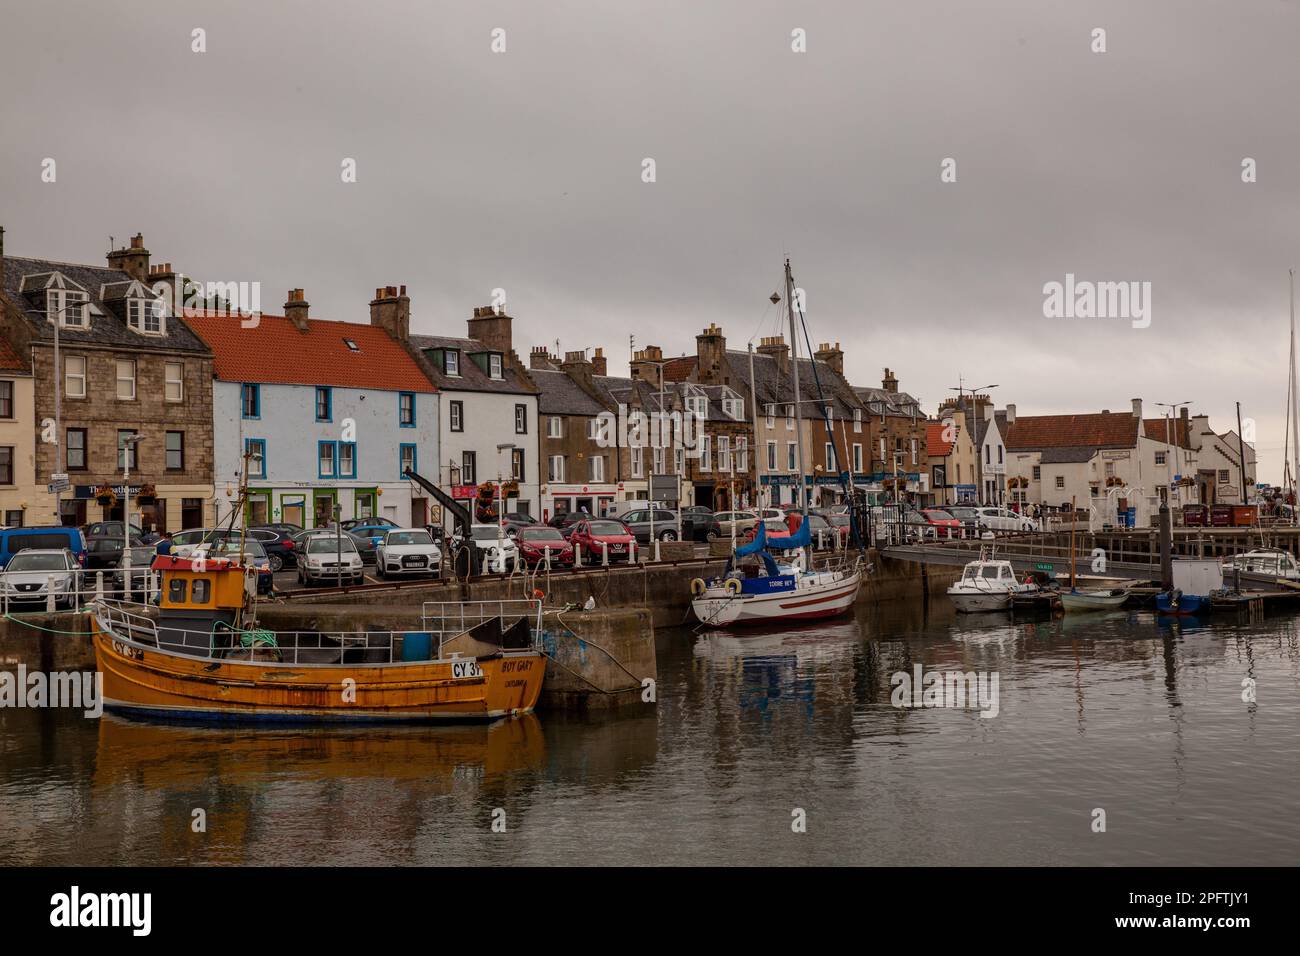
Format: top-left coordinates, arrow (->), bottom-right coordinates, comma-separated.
2,601 -> 1298,865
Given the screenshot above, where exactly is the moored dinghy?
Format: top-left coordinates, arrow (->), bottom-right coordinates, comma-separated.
947,556 -> 1038,613
90,554 -> 546,722
1059,587 -> 1130,612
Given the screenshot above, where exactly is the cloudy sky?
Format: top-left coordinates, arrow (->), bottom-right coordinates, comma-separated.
3,0 -> 1298,480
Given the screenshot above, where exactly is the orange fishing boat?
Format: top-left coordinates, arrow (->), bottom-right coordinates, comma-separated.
89,554 -> 546,723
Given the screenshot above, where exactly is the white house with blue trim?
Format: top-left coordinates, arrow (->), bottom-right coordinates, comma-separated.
187,290 -> 439,530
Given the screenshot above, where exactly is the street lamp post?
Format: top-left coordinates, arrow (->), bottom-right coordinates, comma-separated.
1154,401 -> 1191,509
120,434 -> 145,584
496,443 -> 516,571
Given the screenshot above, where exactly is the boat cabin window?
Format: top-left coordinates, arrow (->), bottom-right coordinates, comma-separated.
192,578 -> 211,603
168,578 -> 188,603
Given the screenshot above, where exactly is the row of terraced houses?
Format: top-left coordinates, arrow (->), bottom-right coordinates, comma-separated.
0,229 -> 1255,533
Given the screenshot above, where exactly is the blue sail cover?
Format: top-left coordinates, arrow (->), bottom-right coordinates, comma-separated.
766,516 -> 811,550
734,519 -> 769,556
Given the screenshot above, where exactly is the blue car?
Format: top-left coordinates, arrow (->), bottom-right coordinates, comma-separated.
347,523 -> 395,549
0,526 -> 87,570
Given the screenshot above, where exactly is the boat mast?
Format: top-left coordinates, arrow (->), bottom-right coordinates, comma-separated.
1291,269 -> 1299,524
785,258 -> 808,515
1069,494 -> 1077,589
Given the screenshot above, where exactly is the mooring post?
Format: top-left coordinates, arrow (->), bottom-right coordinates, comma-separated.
1158,504 -> 1173,589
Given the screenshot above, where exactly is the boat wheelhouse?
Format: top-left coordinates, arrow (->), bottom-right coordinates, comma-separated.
947,557 -> 1038,613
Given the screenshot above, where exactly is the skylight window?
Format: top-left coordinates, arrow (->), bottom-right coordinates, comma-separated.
343,338 -> 360,351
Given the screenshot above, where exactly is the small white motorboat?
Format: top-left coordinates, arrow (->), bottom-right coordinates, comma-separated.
1059,587 -> 1130,613
947,558 -> 1038,613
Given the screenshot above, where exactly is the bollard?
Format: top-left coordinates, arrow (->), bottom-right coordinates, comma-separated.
601,541 -> 609,567
482,553 -> 491,576
543,549 -> 551,573
654,538 -> 661,563
574,543 -> 582,568
95,570 -> 105,602
630,540 -> 638,564
46,573 -> 56,613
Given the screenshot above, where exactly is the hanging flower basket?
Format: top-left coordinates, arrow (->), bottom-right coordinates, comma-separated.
1007,476 -> 1029,489
1105,476 -> 1126,488
94,485 -> 118,509
137,482 -> 157,503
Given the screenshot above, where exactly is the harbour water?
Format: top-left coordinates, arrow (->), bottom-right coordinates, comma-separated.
2,601 -> 1297,866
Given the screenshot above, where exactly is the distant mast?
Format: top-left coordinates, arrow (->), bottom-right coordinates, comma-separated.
1292,270 -> 1299,522
785,258 -> 808,515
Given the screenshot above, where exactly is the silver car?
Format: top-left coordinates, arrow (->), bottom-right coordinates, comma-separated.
619,508 -> 681,543
0,548 -> 83,609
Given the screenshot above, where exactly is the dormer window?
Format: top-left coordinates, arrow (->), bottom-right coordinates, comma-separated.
47,289 -> 88,328
445,350 -> 460,376
489,354 -> 503,379
127,297 -> 165,335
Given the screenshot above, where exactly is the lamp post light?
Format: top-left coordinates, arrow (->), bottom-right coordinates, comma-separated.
495,443 -> 516,570
120,434 -> 146,583
1154,401 -> 1192,510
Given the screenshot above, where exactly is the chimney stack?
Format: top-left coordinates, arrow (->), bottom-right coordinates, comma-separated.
467,305 -> 513,358
369,285 -> 410,340
1131,398 -> 1143,419
284,288 -> 310,331
756,335 -> 789,375
591,347 -> 608,376
882,367 -> 899,393
560,349 -> 594,390
630,344 -> 664,383
107,232 -> 150,281
529,346 -> 558,371
696,323 -> 727,385
814,342 -> 844,376
1005,403 -> 1016,425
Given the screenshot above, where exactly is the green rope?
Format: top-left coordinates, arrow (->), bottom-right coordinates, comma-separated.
238,628 -> 278,649
1,613 -> 91,635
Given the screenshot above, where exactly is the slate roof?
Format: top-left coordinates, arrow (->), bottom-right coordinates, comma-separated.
532,368 -> 606,416
1039,446 -> 1099,464
185,310 -> 436,392
2,255 -> 210,354
409,333 -> 536,396
974,411 -> 1008,450
855,385 -> 923,418
727,349 -> 863,421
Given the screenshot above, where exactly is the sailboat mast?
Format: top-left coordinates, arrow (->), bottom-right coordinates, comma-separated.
785,258 -> 809,514
1284,267 -> 1294,522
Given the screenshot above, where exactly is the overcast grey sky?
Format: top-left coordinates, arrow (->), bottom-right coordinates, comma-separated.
3,0 -> 1298,480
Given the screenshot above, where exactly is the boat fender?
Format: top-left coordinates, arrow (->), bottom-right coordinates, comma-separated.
725,577 -> 743,595
690,577 -> 707,597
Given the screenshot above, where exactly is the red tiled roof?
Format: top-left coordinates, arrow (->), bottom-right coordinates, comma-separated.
0,336 -> 27,372
1143,417 -> 1192,448
184,311 -> 436,392
661,356 -> 697,382
926,421 -> 954,456
1004,412 -> 1139,450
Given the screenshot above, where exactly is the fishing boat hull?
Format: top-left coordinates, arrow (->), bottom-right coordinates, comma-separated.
1155,592 -> 1209,616
691,569 -> 860,627
1060,589 -> 1129,612
947,591 -> 1014,614
90,628 -> 546,723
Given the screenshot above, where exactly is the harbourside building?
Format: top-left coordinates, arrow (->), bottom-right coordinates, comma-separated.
0,337 -> 44,525
855,368 -> 929,504
409,305 -> 541,524
0,231 -> 216,531
186,288 -> 439,528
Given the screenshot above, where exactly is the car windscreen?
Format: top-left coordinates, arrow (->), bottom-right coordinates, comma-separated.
926,510 -> 956,520
588,521 -> 626,535
307,537 -> 356,554
7,553 -> 68,571
387,531 -> 433,546
522,529 -> 565,542
471,527 -> 504,541
7,533 -> 75,552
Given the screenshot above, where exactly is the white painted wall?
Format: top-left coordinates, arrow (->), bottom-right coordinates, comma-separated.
437,388 -> 540,522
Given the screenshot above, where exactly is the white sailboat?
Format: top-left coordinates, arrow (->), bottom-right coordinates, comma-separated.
690,259 -> 863,628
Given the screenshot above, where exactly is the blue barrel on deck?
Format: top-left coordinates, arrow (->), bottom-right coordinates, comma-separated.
401,632 -> 432,661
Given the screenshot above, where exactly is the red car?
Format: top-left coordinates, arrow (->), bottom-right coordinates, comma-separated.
920,508 -> 963,538
516,526 -> 575,567
567,518 -> 638,563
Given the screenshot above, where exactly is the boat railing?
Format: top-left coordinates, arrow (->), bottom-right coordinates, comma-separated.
95,598 -> 160,646
421,599 -> 543,656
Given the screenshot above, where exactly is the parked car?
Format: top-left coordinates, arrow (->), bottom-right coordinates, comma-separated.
347,523 -> 400,550
824,513 -> 854,543
803,513 -> 840,548
0,549 -> 83,609
920,508 -> 963,538
713,510 -> 759,540
0,527 -> 87,570
314,526 -> 379,564
947,506 -> 982,533
619,507 -> 682,543
456,525 -> 520,573
756,508 -> 787,523
972,506 -> 1039,533
296,533 -> 364,586
340,517 -> 399,532
84,520 -> 158,544
192,538 -> 275,594
515,526 -> 575,567
547,510 -> 591,531
111,545 -> 162,603
375,528 -> 442,578
248,525 -> 300,571
85,533 -> 145,569
566,518 -> 638,563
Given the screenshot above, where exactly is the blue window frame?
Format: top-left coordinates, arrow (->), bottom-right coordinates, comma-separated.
315,386 -> 332,422
399,443 -> 416,479
245,439 -> 267,479
399,391 -> 416,427
339,441 -> 357,478
241,383 -> 261,419
318,441 -> 338,479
